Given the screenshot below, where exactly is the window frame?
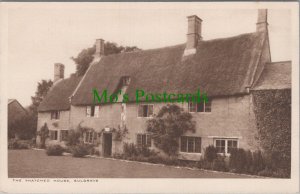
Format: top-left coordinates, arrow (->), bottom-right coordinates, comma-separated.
86,105 -> 99,118
188,101 -> 212,113
136,133 -> 152,148
214,138 -> 239,155
84,131 -> 97,144
137,104 -> 154,118
60,129 -> 69,142
49,130 -> 58,140
180,136 -> 202,153
50,111 -> 60,120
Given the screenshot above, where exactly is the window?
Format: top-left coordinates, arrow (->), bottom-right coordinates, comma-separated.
50,130 -> 58,140
86,106 -> 99,117
50,111 -> 60,120
188,101 -> 211,113
138,104 -> 154,117
180,136 -> 201,153
84,131 -> 97,144
122,76 -> 131,86
214,139 -> 238,154
136,133 -> 151,147
60,130 -> 69,141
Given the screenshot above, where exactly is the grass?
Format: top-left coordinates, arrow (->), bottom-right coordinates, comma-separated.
8,149 -> 255,178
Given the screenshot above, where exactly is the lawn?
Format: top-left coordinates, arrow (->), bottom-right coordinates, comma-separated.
8,149 -> 254,178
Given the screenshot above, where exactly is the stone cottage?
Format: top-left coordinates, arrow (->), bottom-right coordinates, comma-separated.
37,9 -> 291,160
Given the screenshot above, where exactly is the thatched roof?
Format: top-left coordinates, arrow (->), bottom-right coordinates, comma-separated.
252,61 -> 291,90
38,74 -> 82,111
72,32 -> 267,105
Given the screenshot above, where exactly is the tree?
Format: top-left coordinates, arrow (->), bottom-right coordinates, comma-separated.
72,42 -> 141,76
146,104 -> 195,156
37,123 -> 49,148
29,79 -> 53,115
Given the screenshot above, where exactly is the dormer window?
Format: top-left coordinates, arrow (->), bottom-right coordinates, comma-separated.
51,111 -> 60,120
122,76 -> 131,86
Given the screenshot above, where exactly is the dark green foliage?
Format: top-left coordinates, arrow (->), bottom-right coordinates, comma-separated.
72,42 -> 141,76
212,156 -> 227,171
204,145 -> 218,162
146,104 -> 195,156
8,139 -> 31,149
252,150 -> 265,173
252,89 -> 291,175
66,129 -> 81,147
37,123 -> 49,149
46,145 -> 64,156
123,143 -> 157,158
229,148 -> 248,173
8,113 -> 36,140
71,144 -> 89,158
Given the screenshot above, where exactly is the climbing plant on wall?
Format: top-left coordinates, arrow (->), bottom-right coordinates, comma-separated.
252,89 -> 291,172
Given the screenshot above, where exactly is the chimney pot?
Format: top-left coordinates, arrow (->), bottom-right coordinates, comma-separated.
54,63 -> 64,82
184,15 -> 202,56
256,9 -> 268,32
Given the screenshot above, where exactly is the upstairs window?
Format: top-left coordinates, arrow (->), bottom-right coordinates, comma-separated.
86,105 -> 99,117
51,111 -> 60,120
49,130 -> 58,140
214,139 -> 238,154
136,133 -> 151,147
188,101 -> 211,113
122,76 -> 131,86
180,136 -> 201,153
138,104 -> 154,118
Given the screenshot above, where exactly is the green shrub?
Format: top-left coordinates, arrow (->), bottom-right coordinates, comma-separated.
229,148 -> 248,173
46,145 -> 64,156
123,143 -> 138,157
66,129 -> 81,146
252,150 -> 265,173
72,144 -> 89,157
8,139 -> 30,149
204,145 -> 218,162
212,156 -> 227,171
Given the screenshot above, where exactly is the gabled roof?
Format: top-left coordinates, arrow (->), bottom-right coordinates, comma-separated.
38,74 -> 82,112
8,99 -> 15,104
72,32 -> 267,105
252,61 -> 291,90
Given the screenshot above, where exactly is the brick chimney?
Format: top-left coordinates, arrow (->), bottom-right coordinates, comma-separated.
54,63 -> 64,83
256,9 -> 268,32
183,15 -> 202,57
94,39 -> 105,61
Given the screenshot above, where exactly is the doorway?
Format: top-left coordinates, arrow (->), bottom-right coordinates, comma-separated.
103,133 -> 112,157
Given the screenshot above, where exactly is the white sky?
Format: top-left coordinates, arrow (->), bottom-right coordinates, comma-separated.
2,3 -> 292,106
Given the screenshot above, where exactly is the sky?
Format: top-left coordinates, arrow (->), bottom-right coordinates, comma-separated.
2,3 -> 292,106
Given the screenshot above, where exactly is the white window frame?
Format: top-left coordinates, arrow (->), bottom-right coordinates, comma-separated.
50,111 -> 60,120
86,105 -> 99,118
180,136 -> 202,153
60,129 -> 69,142
137,104 -> 154,118
214,138 -> 239,155
136,133 -> 152,147
188,101 -> 211,113
84,131 -> 96,144
49,130 -> 58,140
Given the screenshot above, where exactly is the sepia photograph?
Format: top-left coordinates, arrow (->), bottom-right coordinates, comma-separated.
0,2 -> 299,193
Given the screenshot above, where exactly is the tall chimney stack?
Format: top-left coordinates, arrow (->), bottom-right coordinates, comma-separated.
54,63 -> 64,83
256,9 -> 268,32
184,15 -> 202,56
94,39 -> 105,61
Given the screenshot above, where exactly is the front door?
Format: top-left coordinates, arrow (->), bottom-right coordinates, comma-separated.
103,133 -> 112,157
